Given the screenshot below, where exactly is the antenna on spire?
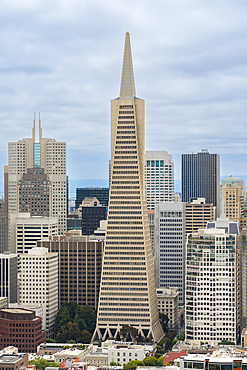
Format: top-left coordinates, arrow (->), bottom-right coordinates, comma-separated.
39,111 -> 42,142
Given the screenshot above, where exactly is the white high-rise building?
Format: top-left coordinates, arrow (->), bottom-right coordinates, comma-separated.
154,202 -> 186,303
0,253 -> 17,304
19,247 -> 58,338
185,224 -> 240,345
9,213 -> 58,254
8,116 -> 67,234
145,151 -> 174,210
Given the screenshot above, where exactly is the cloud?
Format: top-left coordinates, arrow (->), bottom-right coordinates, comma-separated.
0,0 -> 247,182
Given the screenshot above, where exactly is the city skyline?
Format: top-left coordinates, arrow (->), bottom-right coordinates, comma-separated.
1,1 -> 247,185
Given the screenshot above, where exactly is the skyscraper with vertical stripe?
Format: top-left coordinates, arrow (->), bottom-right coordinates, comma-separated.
92,33 -> 164,342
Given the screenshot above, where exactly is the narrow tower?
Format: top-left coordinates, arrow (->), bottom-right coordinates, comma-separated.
93,33 -> 164,342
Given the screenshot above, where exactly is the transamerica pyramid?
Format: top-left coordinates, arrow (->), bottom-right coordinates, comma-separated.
92,32 -> 164,342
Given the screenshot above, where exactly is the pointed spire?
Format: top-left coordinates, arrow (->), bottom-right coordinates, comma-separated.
39,112 -> 42,142
120,32 -> 136,99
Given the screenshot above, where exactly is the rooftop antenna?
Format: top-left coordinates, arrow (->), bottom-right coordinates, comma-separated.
39,112 -> 42,141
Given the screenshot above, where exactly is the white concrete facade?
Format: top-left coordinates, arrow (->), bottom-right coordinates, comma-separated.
185,228 -> 240,345
9,212 -> 58,254
145,151 -> 174,210
19,247 -> 58,338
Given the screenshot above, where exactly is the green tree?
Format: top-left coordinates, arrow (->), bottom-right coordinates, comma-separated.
159,312 -> 169,333
81,305 -> 96,334
172,339 -> 178,346
67,301 -> 78,320
81,329 -> 92,343
46,338 -> 56,343
110,362 -> 121,366
55,305 -> 70,337
156,357 -> 164,366
177,332 -> 185,341
124,360 -> 144,370
143,357 -> 157,366
56,321 -> 81,343
120,325 -> 138,341
29,359 -> 59,370
220,340 -> 235,345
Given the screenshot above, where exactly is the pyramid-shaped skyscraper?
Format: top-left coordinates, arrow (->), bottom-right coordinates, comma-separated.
92,33 -> 164,342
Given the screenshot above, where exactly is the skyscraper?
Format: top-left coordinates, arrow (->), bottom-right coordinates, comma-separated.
181,150 -> 220,217
92,33 -> 164,342
0,200 -> 8,253
154,202 -> 186,303
8,116 -> 67,234
145,151 -> 174,209
185,225 -> 239,345
19,247 -> 58,338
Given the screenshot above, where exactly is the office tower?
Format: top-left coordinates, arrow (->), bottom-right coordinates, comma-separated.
154,202 -> 186,304
19,247 -> 58,338
186,198 -> 214,235
93,33 -> 164,342
0,254 -> 17,303
0,200 -> 8,253
67,213 -> 82,232
4,166 -> 8,214
181,150 -> 220,217
185,225 -> 240,345
240,228 -> 247,331
8,116 -> 67,234
18,168 -> 50,216
76,187 -> 109,209
77,197 -> 107,235
37,233 -> 104,309
145,151 -> 174,209
9,212 -> 58,254
221,176 -> 245,223
148,209 -> 155,252
0,308 -> 46,352
156,288 -> 179,329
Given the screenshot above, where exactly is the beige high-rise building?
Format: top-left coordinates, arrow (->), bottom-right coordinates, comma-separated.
92,33 -> 164,342
221,176 -> 245,225
186,198 -> 215,235
7,115 -> 67,234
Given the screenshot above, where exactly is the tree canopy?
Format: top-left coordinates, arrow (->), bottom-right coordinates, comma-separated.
124,360 -> 144,370
159,312 -> 169,333
29,359 -> 59,370
120,325 -> 138,341
55,302 -> 96,343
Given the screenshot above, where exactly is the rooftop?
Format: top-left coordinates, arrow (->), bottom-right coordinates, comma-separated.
1,308 -> 33,314
0,354 -> 26,364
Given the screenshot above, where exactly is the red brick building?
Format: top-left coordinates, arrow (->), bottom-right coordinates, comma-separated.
0,308 -> 46,353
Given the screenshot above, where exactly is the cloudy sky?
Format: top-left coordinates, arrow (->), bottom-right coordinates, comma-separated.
1,0 -> 247,190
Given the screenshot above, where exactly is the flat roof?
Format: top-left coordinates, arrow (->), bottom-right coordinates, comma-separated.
1,308 -> 33,314
0,355 -> 23,363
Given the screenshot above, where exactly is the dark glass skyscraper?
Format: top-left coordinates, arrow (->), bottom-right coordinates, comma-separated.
181,150 -> 220,217
76,187 -> 109,209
